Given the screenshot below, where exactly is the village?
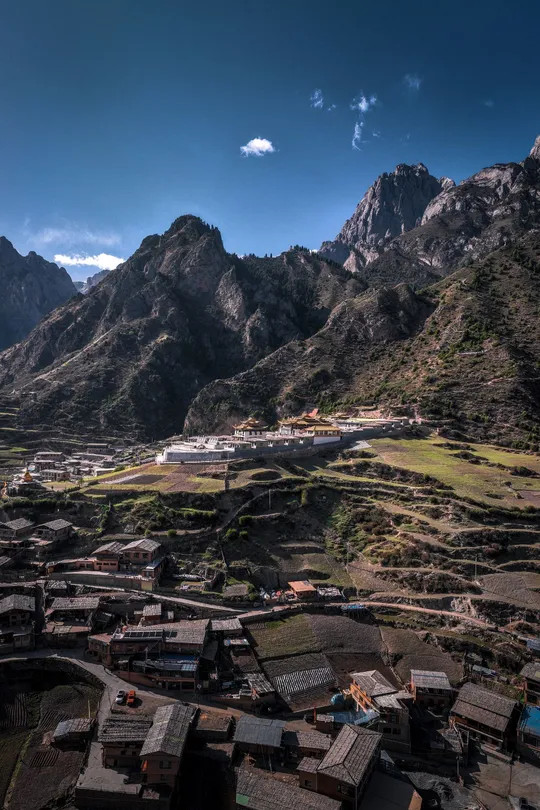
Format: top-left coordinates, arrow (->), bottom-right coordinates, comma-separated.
1,410 -> 540,810
1,572 -> 540,810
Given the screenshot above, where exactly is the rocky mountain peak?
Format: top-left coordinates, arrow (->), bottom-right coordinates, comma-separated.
319,162 -> 449,269
529,134 -> 540,160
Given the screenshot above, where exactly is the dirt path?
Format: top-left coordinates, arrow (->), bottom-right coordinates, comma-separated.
362,599 -> 496,628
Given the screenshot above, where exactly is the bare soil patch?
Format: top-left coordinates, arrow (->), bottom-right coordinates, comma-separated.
307,615 -> 384,655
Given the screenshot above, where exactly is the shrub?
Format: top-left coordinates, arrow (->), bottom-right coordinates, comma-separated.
167,528 -> 177,537
238,515 -> 253,526
225,528 -> 238,541
239,530 -> 249,540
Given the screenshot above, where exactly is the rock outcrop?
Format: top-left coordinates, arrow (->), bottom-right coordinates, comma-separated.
0,239 -> 77,349
320,163 -> 451,271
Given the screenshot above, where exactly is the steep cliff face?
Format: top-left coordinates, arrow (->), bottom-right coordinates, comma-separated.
0,238 -> 77,349
323,137 -> 540,288
320,163 -> 451,271
0,216 -> 362,439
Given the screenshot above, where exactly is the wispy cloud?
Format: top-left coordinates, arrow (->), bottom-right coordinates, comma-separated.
310,89 -> 324,109
54,253 -> 125,271
352,121 -> 364,151
403,73 -> 422,92
350,92 -> 377,114
484,99 -> 495,108
372,130 -> 381,138
240,137 -> 275,157
327,103 -> 337,112
27,223 -> 121,248
349,90 -> 377,151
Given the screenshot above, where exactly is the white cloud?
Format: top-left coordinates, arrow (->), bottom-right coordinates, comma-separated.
28,224 -> 121,248
372,130 -> 381,138
350,92 -> 377,113
484,99 -> 495,107
310,89 -> 324,109
352,121 -> 364,151
327,104 -> 337,112
404,74 -> 422,92
54,253 -> 125,271
240,137 -> 275,157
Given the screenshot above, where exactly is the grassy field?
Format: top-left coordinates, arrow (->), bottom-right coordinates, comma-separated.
247,614 -> 321,659
369,436 -> 540,505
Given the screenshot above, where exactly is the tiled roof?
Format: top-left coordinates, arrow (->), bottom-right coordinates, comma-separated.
140,703 -> 194,758
282,730 -> 332,752
521,662 -> 540,681
451,683 -> 516,733
410,670 -> 452,690
297,756 -> 320,774
142,603 -> 162,616
0,594 -> 35,614
2,518 -> 34,531
236,768 -> 341,810
99,716 -> 153,743
210,617 -> 243,632
233,716 -> 284,749
122,538 -> 161,553
53,718 -> 92,737
39,519 -> 73,531
350,670 -> 396,698
246,673 -> 274,695
51,596 -> 100,611
95,541 -> 124,555
139,619 -> 208,645
317,724 -> 381,786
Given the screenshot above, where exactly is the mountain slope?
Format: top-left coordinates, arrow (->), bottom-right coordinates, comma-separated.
0,238 -> 77,349
0,216 -> 362,439
185,231 -> 540,447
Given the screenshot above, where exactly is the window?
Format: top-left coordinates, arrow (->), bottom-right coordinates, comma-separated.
134,552 -> 140,558
303,779 -> 313,788
338,785 -> 352,797
383,727 -> 392,734
142,553 -> 148,558
159,760 -> 172,769
392,728 -> 401,735
160,775 -> 169,781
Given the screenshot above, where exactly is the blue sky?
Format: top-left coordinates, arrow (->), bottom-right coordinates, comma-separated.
1,0 -> 539,280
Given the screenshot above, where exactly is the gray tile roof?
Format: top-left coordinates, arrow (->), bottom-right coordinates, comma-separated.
99,716 -> 153,743
122,538 -> 161,553
317,724 -> 381,786
411,670 -> 452,690
282,730 -> 332,752
139,619 -> 208,646
140,703 -> 194,758
233,716 -> 285,749
39,519 -> 73,531
0,594 -> 35,614
350,670 -> 396,698
2,518 -> 34,531
53,718 -> 92,738
451,683 -> 516,733
521,662 -> 540,681
246,673 -> 274,695
95,541 -> 124,555
297,756 -> 320,774
210,617 -> 243,632
236,768 -> 341,810
0,556 -> 12,568
51,596 -> 100,611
